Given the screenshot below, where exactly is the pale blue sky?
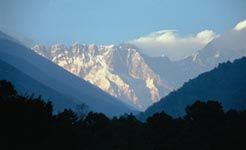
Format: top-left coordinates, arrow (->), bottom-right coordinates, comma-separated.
0,0 -> 245,45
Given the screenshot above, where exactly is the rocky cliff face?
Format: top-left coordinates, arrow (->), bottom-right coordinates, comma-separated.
33,43 -> 172,110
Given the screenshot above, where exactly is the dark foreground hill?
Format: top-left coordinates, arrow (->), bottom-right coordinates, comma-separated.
142,57 -> 246,119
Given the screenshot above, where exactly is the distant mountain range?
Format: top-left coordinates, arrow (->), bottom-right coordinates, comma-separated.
0,31 -> 135,117
33,43 -> 172,110
140,57 -> 246,119
32,25 -> 246,110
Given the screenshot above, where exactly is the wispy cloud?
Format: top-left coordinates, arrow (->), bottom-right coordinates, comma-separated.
129,30 -> 218,60
234,20 -> 246,31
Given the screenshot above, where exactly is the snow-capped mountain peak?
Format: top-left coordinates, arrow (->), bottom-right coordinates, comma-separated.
33,44 -> 173,110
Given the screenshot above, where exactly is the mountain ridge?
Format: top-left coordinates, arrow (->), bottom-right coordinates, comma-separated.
0,31 -> 135,116
140,57 -> 246,119
32,26 -> 246,109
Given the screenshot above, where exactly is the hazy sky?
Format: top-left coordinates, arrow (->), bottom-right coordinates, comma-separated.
0,0 -> 245,59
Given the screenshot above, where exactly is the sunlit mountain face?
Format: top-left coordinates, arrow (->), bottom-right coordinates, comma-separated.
33,43 -> 173,110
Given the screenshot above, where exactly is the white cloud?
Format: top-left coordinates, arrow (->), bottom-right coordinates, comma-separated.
129,30 -> 218,61
234,20 -> 246,31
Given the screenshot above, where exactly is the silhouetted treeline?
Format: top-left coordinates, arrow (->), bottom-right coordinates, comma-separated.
0,80 -> 245,150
